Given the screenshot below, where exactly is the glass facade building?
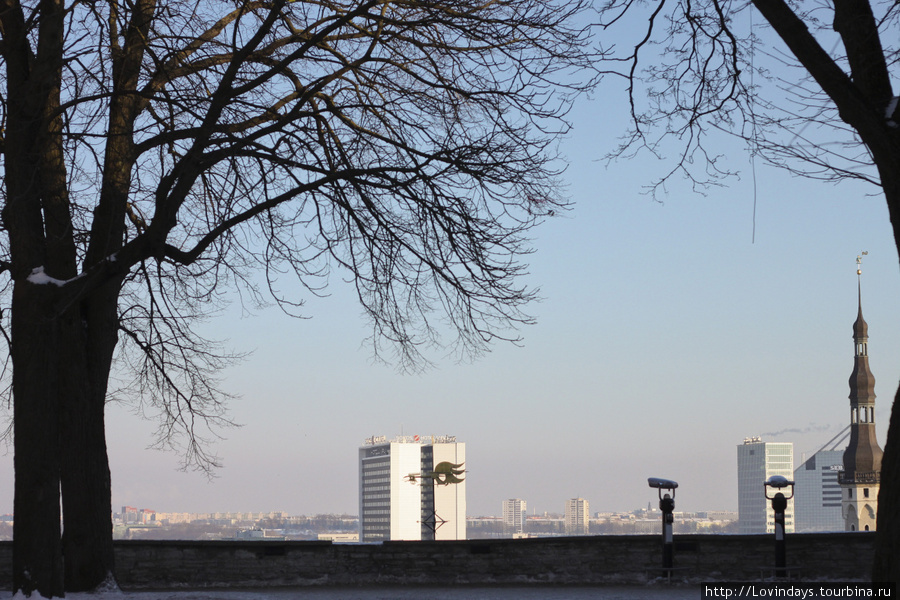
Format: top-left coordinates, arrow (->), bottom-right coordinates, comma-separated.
737,437 -> 794,534
793,449 -> 844,532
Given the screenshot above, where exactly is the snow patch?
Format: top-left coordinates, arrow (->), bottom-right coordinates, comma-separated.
26,267 -> 68,287
886,96 -> 898,128
886,96 -> 898,119
95,573 -> 121,594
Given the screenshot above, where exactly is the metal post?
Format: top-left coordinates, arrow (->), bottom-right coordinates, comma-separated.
772,492 -> 787,577
660,493 -> 675,573
648,477 -> 679,580
764,475 -> 794,579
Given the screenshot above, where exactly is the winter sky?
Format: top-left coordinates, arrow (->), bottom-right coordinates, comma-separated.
1,8 -> 898,520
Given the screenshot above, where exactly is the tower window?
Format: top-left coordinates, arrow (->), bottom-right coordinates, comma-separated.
864,488 -> 869,498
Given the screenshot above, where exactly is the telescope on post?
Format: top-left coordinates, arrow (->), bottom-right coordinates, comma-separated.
764,475 -> 795,578
648,477 -> 679,578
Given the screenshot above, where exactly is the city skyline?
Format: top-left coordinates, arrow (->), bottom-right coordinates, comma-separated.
1,55 -> 897,520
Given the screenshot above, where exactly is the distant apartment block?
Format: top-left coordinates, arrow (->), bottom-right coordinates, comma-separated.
150,512 -> 194,525
359,434 -> 466,542
502,499 -> 527,534
143,511 -> 288,525
120,506 -> 155,525
737,437 -> 794,534
564,498 -> 589,535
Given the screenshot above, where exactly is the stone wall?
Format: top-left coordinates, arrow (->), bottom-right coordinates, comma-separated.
0,533 -> 877,590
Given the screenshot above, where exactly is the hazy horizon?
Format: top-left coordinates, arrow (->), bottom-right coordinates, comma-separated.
1,12 -> 897,522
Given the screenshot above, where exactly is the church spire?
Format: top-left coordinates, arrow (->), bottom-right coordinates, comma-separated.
849,255 -> 874,405
841,252 -> 882,531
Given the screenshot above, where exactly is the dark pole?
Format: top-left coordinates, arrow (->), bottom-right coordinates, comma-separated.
772,492 -> 787,577
648,477 -> 678,580
764,475 -> 794,579
660,493 -> 675,575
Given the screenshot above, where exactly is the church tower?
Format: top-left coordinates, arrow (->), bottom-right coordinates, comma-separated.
839,253 -> 883,531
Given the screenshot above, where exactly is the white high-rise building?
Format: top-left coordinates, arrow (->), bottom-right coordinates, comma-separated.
564,498 -> 589,535
502,499 -> 527,534
737,437 -> 795,534
359,435 -> 466,542
421,439 -> 467,541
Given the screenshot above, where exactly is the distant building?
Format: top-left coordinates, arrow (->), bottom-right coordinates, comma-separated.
120,506 -> 155,525
839,260 -> 883,532
793,431 -> 847,532
234,528 -> 285,541
737,437 -> 794,534
702,511 -> 739,522
317,532 -> 359,543
564,498 -> 589,535
502,499 -> 527,534
121,506 -> 139,524
359,435 -> 466,542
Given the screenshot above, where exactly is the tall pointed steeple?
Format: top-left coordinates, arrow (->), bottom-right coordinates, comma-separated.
848,284 -> 874,403
840,252 -> 882,531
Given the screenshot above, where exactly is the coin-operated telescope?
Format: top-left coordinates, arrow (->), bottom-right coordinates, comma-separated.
648,477 -> 679,576
764,475 -> 795,578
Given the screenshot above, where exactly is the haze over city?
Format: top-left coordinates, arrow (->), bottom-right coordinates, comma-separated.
1,16 -> 897,523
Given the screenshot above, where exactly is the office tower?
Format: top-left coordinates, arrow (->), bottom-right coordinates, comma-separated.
420,438 -> 467,540
737,437 -> 794,534
359,435 -> 466,542
502,499 -> 527,534
564,498 -> 589,535
839,258 -> 883,532
793,430 -> 847,532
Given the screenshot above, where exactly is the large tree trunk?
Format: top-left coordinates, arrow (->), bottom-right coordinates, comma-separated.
5,29 -> 70,595
12,281 -> 122,596
11,281 -> 121,596
59,287 -> 119,592
3,0 -> 80,593
11,284 -> 65,598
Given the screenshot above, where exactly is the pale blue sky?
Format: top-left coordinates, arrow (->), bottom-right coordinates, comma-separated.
1,10 -> 898,520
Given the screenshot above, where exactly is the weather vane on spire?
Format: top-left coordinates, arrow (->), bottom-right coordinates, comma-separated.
857,251 -> 868,276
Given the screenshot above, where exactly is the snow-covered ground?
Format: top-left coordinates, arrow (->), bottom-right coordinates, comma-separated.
10,585 -> 702,600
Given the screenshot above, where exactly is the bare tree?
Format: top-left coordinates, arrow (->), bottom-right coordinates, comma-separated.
0,0 -> 598,595
597,0 -> 900,582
